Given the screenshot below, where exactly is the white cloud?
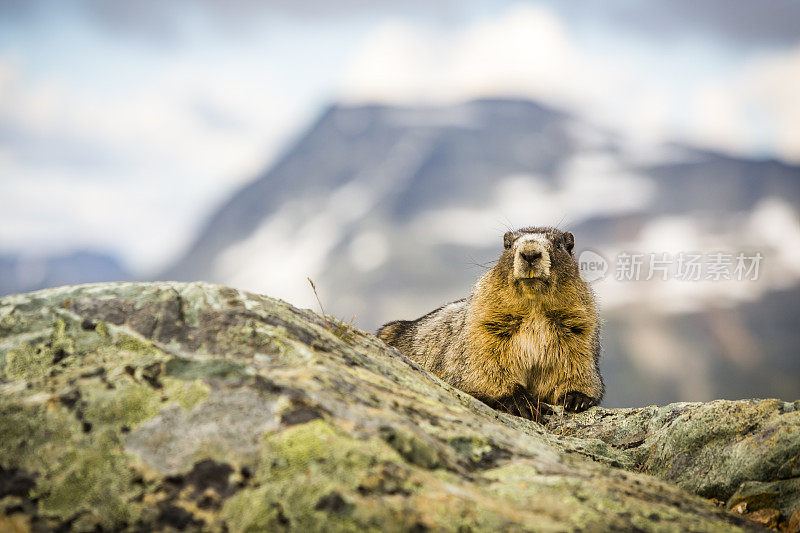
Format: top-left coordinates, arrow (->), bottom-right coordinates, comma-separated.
349,230 -> 389,272
593,197 -> 800,314
688,82 -> 751,156
343,5 -> 605,108
0,53 -> 301,273
685,44 -> 800,160
741,44 -> 800,160
746,197 -> 800,282
342,3 -> 800,163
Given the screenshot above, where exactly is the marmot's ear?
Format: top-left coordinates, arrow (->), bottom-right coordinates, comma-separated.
503,231 -> 514,249
563,232 -> 575,253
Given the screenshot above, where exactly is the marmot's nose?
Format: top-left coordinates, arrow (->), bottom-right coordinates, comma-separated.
519,251 -> 543,265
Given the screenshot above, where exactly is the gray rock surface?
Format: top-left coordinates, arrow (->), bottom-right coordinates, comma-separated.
0,281 -> 796,531
545,400 -> 800,527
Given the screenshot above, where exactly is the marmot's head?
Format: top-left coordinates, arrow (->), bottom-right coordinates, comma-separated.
499,227 -> 579,293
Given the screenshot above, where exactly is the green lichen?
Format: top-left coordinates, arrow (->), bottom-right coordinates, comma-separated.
165,356 -> 247,380
0,304 -> 20,336
217,321 -> 314,365
3,342 -> 51,380
222,420 -> 405,532
82,380 -> 162,428
162,377 -> 211,411
481,463 -> 734,532
95,320 -> 109,337
330,322 -> 357,344
216,321 -> 269,351
115,333 -> 159,356
447,436 -> 492,464
50,319 -> 76,359
378,426 -> 447,470
258,419 -> 400,482
0,402 -> 142,529
36,429 -> 141,528
3,319 -> 75,380
222,488 -> 294,533
0,402 -> 78,472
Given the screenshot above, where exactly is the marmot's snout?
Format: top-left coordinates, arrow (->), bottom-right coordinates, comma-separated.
513,237 -> 551,280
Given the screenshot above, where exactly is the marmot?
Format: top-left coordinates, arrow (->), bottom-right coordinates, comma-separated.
377,227 -> 603,420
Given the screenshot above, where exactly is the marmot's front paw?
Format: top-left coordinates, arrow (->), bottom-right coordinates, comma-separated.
495,386 -> 553,421
471,387 -> 555,421
561,391 -> 597,412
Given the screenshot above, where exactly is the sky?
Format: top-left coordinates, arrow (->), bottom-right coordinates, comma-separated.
1,0 -> 799,274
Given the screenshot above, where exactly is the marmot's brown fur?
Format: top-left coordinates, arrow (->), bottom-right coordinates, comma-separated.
377,227 -> 603,420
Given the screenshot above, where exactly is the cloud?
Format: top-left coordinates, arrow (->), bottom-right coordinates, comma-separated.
2,0 -> 799,277
685,44 -> 800,160
592,197 -> 800,314
584,0 -> 800,47
342,4 -> 669,125
342,4 -> 800,163
5,0 -> 798,47
0,53 -> 301,272
343,5 -> 598,107
742,45 -> 800,160
0,0 -> 463,42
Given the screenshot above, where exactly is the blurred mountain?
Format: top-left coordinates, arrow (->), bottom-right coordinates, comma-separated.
162,98 -> 800,407
0,250 -> 131,297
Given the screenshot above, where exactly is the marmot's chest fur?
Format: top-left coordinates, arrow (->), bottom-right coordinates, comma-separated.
377,227 -> 604,420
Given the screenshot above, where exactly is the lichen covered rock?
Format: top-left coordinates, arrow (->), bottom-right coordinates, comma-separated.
544,398 -> 800,526
0,282 -> 790,531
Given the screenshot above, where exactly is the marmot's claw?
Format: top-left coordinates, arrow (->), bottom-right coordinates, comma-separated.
496,386 -> 552,422
562,391 -> 597,413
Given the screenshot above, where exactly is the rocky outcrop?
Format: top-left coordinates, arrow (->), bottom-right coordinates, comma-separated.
0,282 -> 797,531
544,400 -> 800,521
